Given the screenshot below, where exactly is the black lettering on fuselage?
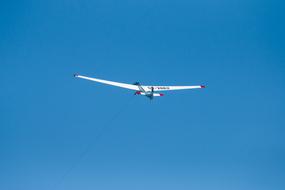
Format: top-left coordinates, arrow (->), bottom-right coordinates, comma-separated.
147,86 -> 170,90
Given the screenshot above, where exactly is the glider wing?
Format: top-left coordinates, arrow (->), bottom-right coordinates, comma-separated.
74,74 -> 140,91
142,85 -> 206,92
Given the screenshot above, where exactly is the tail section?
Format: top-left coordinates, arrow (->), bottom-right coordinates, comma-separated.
153,93 -> 164,97
135,92 -> 164,97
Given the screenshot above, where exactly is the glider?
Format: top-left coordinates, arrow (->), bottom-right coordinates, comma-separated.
74,74 -> 205,100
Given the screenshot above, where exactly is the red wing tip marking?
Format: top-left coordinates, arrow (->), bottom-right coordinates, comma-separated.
160,94 -> 164,96
201,85 -> 206,88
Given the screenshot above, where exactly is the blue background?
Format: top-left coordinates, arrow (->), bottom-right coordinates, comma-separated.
1,0 -> 285,190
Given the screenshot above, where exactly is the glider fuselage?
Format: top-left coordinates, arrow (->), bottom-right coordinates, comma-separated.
134,83 -> 164,100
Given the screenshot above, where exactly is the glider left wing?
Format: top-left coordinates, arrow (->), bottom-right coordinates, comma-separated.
142,85 -> 206,92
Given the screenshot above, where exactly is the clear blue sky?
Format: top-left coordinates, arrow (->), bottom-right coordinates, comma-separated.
1,1 -> 285,190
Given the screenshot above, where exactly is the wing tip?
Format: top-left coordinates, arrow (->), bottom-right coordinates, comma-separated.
74,73 -> 79,77
201,85 -> 206,88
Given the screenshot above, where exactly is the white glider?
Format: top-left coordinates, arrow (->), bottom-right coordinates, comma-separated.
74,74 -> 205,99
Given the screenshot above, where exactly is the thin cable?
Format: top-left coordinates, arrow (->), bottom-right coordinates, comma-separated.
50,96 -> 136,190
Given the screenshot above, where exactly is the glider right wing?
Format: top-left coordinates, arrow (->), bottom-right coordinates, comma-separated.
74,74 -> 140,91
